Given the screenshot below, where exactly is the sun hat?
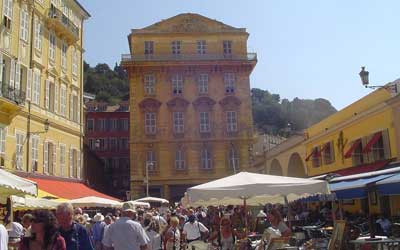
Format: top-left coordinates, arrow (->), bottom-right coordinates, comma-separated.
122,201 -> 136,213
257,210 -> 267,218
93,213 -> 105,222
83,213 -> 91,222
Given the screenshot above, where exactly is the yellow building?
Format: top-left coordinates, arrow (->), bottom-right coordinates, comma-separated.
121,13 -> 257,201
0,0 -> 89,181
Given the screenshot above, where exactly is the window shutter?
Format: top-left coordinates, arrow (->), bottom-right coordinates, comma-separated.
52,143 -> 57,175
69,148 -> 73,177
362,136 -> 371,163
69,94 -> 73,120
382,129 -> 391,159
43,141 -> 48,173
330,141 -> 335,163
10,59 -> 15,87
15,62 -> 21,91
0,53 -> 3,94
26,68 -> 32,101
45,80 -> 50,109
54,82 -> 59,113
77,151 -> 81,179
77,95 -> 80,123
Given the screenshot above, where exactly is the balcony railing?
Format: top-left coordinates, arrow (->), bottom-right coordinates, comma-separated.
121,53 -> 257,62
0,84 -> 26,105
47,7 -> 79,42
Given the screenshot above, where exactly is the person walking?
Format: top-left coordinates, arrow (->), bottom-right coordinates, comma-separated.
91,213 -> 106,250
19,210 -> 66,250
0,223 -> 8,250
102,202 -> 149,250
182,214 -> 209,243
164,217 -> 180,250
208,217 -> 236,250
56,203 -> 94,250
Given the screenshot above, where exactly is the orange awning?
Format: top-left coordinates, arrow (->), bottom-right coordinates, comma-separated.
362,132 -> 382,154
344,139 -> 362,158
27,178 -> 119,201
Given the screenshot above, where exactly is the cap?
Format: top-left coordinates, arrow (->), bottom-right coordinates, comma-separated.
122,201 -> 136,213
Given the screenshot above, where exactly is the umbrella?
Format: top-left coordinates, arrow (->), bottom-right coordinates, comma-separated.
134,196 -> 169,204
0,169 -> 37,202
187,172 -> 330,206
69,196 -> 121,208
11,195 -> 60,210
126,201 -> 151,208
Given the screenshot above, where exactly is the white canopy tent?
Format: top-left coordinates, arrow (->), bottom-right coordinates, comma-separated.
187,172 -> 330,206
126,200 -> 151,209
11,195 -> 60,210
69,196 -> 121,208
0,169 -> 37,202
134,197 -> 169,204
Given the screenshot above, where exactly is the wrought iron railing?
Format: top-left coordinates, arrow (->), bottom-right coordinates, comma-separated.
0,84 -> 26,105
121,53 -> 257,62
48,7 -> 79,38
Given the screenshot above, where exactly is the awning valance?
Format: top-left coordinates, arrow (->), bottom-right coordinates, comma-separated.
0,169 -> 37,201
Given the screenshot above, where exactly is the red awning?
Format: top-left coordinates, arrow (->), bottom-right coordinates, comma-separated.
362,131 -> 382,154
27,177 -> 119,201
305,148 -> 321,161
344,139 -> 362,158
334,159 -> 390,176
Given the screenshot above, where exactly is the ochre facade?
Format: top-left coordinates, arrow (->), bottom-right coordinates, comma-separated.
0,0 -> 89,179
122,13 -> 257,201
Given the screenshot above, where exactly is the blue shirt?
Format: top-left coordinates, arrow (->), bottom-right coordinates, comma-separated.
60,222 -> 94,250
92,221 -> 106,242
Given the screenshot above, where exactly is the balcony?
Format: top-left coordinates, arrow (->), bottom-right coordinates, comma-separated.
45,7 -> 79,45
0,83 -> 26,124
121,53 -> 257,63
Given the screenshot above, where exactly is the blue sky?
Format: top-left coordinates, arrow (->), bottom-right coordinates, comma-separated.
79,0 -> 400,110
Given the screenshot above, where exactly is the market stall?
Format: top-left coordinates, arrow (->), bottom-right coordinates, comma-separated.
0,169 -> 37,202
69,196 -> 121,208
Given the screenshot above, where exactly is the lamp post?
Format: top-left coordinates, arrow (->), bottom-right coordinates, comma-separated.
145,161 -> 153,197
359,66 -> 398,92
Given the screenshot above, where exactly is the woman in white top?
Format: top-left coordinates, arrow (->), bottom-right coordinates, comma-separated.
145,220 -> 162,250
267,209 -> 291,237
209,217 -> 236,250
165,217 -> 180,250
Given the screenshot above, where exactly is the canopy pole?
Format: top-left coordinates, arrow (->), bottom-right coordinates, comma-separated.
284,195 -> 292,229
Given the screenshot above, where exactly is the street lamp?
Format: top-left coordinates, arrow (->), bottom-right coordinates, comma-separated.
359,66 -> 398,92
145,161 -> 153,197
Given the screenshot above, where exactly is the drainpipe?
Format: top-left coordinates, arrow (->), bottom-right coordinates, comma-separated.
79,19 -> 84,181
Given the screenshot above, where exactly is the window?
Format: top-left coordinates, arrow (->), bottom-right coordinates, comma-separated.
109,138 -> 118,151
72,48 -> 78,76
96,119 -> 106,131
352,140 -> 364,166
199,112 -> 210,133
144,41 -> 154,55
311,146 -> 321,168
16,133 -> 24,170
111,119 -> 118,131
228,147 -> 239,171
70,93 -> 79,122
197,40 -> 206,54
60,144 -> 66,177
60,85 -> 66,116
32,69 -> 41,105
34,17 -> 42,51
145,112 -> 156,135
88,139 -> 95,150
175,150 -> 185,170
197,74 -> 208,94
224,73 -> 235,93
44,141 -> 56,175
223,40 -> 232,55
69,148 -> 79,178
45,80 -> 56,112
173,112 -> 184,134
226,111 -> 237,132
144,74 -> 155,95
201,148 -> 212,169
171,41 -> 181,55
121,119 -> 129,131
146,151 -> 156,171
49,31 -> 56,62
369,131 -> 391,162
86,119 -> 94,132
31,136 -> 39,170
322,141 -> 335,165
120,138 -> 129,150
97,138 -> 107,151
20,8 -> 29,42
172,74 -> 183,95
112,158 -> 119,169
61,42 -> 68,70
3,0 -> 13,30
0,128 -> 5,155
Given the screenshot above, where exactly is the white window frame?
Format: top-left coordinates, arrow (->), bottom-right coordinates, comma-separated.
228,147 -> 239,171
173,112 -> 184,134
223,40 -> 232,55
171,40 -> 181,55
197,40 -> 206,54
3,0 -> 13,30
145,112 -> 156,135
226,111 -> 238,132
16,133 -> 24,170
144,74 -> 155,95
175,149 -> 185,170
32,69 -> 41,105
31,135 -> 39,169
201,148 -> 212,169
199,112 -> 210,133
146,151 -> 156,171
61,41 -> 68,70
144,41 -> 154,55
198,73 -> 208,94
48,31 -> 56,62
60,84 -> 66,116
72,48 -> 78,76
172,74 -> 183,95
19,7 -> 29,42
224,73 -> 235,93
59,144 -> 66,177
122,118 -> 129,131
34,17 -> 42,52
0,127 -> 6,155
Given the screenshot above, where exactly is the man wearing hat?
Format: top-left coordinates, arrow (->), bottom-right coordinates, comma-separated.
92,213 -> 106,250
103,202 -> 149,250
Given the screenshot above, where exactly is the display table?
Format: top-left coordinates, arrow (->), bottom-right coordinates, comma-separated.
349,236 -> 400,250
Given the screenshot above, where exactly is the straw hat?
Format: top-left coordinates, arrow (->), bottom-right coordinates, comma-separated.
257,210 -> 267,218
83,213 -> 91,222
122,201 -> 136,213
93,213 -> 104,222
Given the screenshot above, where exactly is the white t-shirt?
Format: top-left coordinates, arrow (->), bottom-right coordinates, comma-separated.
183,221 -> 208,241
146,230 -> 161,250
103,217 -> 150,250
0,224 -> 8,250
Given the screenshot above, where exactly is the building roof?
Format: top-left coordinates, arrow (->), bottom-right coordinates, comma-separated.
73,0 -> 91,18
